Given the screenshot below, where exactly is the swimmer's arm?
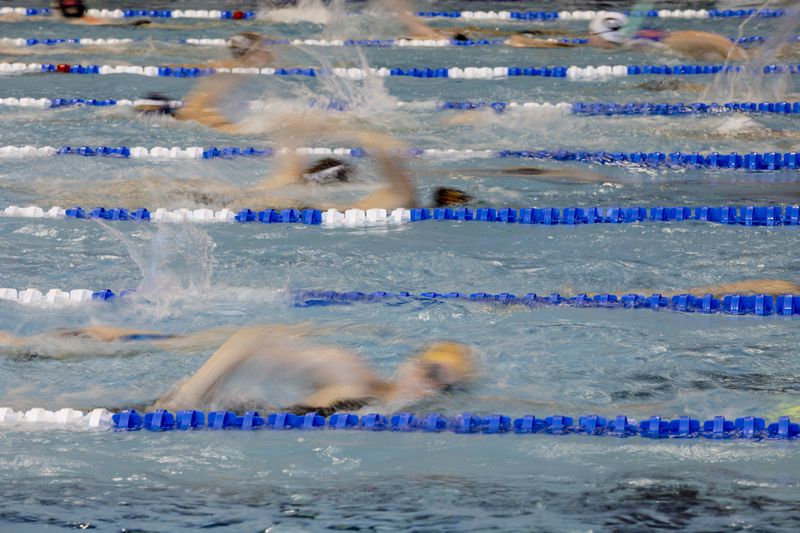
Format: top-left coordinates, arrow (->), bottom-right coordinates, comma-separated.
175,74 -> 244,133
151,326 -> 240,353
0,331 -> 24,348
351,131 -> 417,209
252,116 -> 319,191
584,279 -> 800,299
152,324 -> 323,409
662,31 -> 747,61
668,279 -> 800,298
253,149 -> 304,192
455,167 -> 613,184
389,0 -> 448,40
66,326 -> 164,343
506,35 -> 576,48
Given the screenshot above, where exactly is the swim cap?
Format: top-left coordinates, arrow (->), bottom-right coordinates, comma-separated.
228,32 -> 263,58
133,93 -> 179,117
417,342 -> 474,388
58,0 -> 86,18
433,187 -> 472,207
588,12 -> 628,44
302,157 -> 352,184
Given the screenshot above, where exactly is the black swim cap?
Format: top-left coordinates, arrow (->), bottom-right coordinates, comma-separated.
302,157 -> 352,184
433,187 -> 472,207
58,0 -> 86,18
135,93 -> 178,117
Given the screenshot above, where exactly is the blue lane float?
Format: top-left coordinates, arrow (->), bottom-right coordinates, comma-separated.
292,290 -> 800,317
441,101 -> 800,116
109,409 -> 799,440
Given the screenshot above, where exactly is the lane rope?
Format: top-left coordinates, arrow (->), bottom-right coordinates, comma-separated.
0,407 -> 796,440
3,204 -> 800,227
2,285 -> 800,316
3,35 -> 793,49
2,96 -> 798,117
2,61 -> 798,80
0,7 -> 256,19
1,7 -> 786,21
2,145 -> 800,171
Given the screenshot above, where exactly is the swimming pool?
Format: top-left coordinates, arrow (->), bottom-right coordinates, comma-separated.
1,1 -> 799,530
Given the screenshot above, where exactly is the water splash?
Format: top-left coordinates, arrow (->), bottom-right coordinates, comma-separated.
257,0 -> 345,25
704,1 -> 800,101
96,220 -> 214,317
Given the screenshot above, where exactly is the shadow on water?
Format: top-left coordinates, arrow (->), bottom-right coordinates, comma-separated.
0,474 -> 798,531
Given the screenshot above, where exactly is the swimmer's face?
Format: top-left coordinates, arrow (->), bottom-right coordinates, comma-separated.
59,0 -> 86,18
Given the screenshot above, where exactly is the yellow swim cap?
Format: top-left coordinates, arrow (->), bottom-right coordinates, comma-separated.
417,341 -> 474,385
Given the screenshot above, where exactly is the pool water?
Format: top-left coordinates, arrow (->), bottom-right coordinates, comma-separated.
0,1 -> 799,531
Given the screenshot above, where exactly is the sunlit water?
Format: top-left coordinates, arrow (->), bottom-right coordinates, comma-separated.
0,1 -> 799,531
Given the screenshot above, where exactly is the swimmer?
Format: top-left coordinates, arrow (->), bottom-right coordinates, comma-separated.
1,322 -> 476,414
34,111 -> 423,210
158,32 -> 274,71
210,32 -> 273,68
134,75 -> 263,132
152,325 -> 475,414
507,11 -> 747,61
634,79 -> 707,94
51,0 -> 150,26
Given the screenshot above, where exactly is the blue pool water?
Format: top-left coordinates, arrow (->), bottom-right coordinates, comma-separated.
1,1 -> 799,530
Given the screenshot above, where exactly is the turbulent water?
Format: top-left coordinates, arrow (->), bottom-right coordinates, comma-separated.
0,1 -> 799,531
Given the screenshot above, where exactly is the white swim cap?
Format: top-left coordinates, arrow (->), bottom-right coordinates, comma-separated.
589,12 -> 628,44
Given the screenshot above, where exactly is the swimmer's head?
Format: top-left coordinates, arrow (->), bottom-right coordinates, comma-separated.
415,342 -> 475,390
229,32 -> 263,58
133,93 -> 178,117
588,11 -> 628,44
57,0 -> 86,18
391,342 -> 475,397
433,187 -> 472,207
301,157 -> 353,185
